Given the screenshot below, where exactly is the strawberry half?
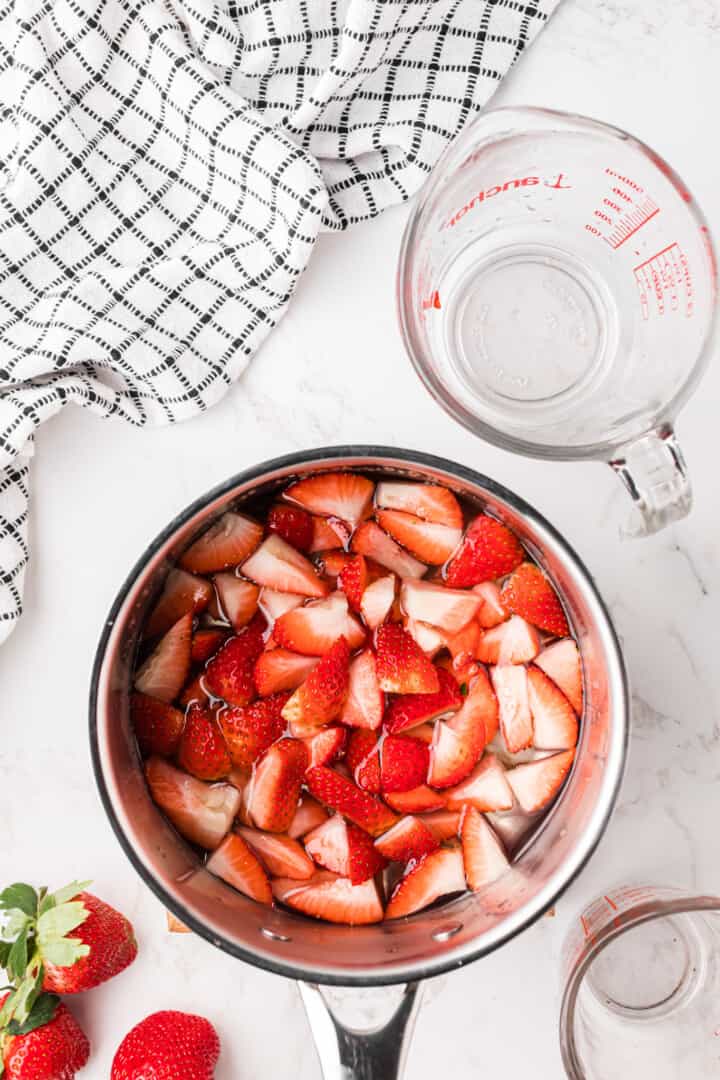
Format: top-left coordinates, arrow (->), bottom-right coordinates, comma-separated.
272,871 -> 384,925
304,814 -> 387,884
445,753 -> 514,812
346,729 -> 381,792
501,562 -> 569,637
144,757 -> 241,849
288,794 -> 328,839
309,516 -> 351,553
461,806 -> 510,891
527,666 -> 578,750
422,809 -> 461,840
302,725 -> 347,768
217,692 -> 289,769
507,749 -> 575,813
203,615 -> 266,707
360,574 -> 396,629
374,815 -> 439,863
131,692 -> 185,757
242,534 -> 329,598
385,846 -> 466,919
380,734 -> 429,793
341,649 -> 384,730
267,503 -> 314,552
145,568 -> 213,639
258,587 -> 304,622
400,579 -> 481,634
427,670 -> 496,788
274,592 -> 365,656
213,573 -> 259,630
534,638 -> 583,713
134,613 -> 192,703
375,509 -> 462,565
384,666 -> 462,734
338,554 -> 368,611
383,785 -> 446,813
282,636 -> 350,734
206,832 -> 272,904
248,739 -> 309,832
445,514 -> 525,588
254,649 -> 318,696
236,827 -> 315,880
491,665 -> 533,753
472,581 -> 508,628
475,615 -> 540,666
351,521 -> 426,579
374,623 -> 440,694
191,628 -> 229,664
305,766 -> 398,836
180,512 -> 263,574
375,482 -> 463,528
177,704 -> 231,780
283,472 -> 374,526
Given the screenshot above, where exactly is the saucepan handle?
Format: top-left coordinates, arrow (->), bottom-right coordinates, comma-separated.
299,981 -> 424,1080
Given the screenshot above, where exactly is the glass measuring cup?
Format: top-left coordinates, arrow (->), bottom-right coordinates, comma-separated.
559,885 -> 720,1078
397,107 -> 717,536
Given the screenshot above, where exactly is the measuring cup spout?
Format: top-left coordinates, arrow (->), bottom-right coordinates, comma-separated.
609,425 -> 691,537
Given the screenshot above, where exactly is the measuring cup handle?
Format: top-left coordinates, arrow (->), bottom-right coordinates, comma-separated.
609,424 -> 692,537
298,981 -> 423,1080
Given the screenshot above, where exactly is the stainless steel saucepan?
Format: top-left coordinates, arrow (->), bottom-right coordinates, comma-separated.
89,447 -> 628,1079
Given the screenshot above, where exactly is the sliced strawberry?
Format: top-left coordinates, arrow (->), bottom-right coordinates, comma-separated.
274,592 -> 365,656
385,846 -> 466,919
341,649 -> 384,730
427,671 -> 495,788
180,512 -> 263,575
472,582 -> 509,628
534,638 -> 583,713
476,616 -> 540,666
258,587 -> 304,623
191,629 -> 229,664
375,482 -> 463,528
384,666 -> 462,735
527,666 -> 578,750
284,472 -> 374,526
445,514 -> 525,588
144,757 -> 241,849
374,816 -> 439,863
203,615 -> 266,707
501,562 -> 569,637
272,871 -> 383,925
254,649 -> 318,696
177,704 -> 231,780
177,672 -> 209,709
381,734 -> 429,793
217,692 -> 289,769
236,827 -> 315,880
288,794 -> 328,838
403,618 -> 445,657
267,503 -> 314,552
248,738 -> 309,832
213,573 -> 259,631
446,753 -> 514,812
338,554 -> 368,611
302,725 -> 347,768
227,768 -> 253,825
306,766 -> 398,836
374,623 -> 440,695
304,814 -> 387,884
461,807 -> 510,891
441,621 -> 481,682
421,808 -> 461,840
346,729 -> 381,793
145,569 -> 213,639
351,521 -> 426,579
507,749 -> 575,813
360,575 -> 396,629
134,613 -> 192,703
375,509 -> 462,565
242,534 -> 328,599
282,637 -> 350,735
131,692 -> 185,757
399,579 -> 480,634
383,785 -> 446,813
491,665 -> 533,753
315,549 -> 352,575
309,516 -> 351,554
206,832 -> 272,903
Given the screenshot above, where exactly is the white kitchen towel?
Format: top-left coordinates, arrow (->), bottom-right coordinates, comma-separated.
0,0 -> 557,642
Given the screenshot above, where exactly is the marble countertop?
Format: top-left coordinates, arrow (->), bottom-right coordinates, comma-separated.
2,1 -> 719,1076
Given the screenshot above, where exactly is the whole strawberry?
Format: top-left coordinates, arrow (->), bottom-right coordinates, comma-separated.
0,993 -> 89,1079
111,1011 -> 220,1080
41,892 -> 137,995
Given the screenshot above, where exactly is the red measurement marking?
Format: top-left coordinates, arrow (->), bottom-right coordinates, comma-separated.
421,290 -> 441,310
604,894 -> 619,911
633,242 -> 677,272
605,198 -> 659,249
633,242 -> 693,319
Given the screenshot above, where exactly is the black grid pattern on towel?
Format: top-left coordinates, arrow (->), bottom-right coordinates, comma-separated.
0,0 -> 557,638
